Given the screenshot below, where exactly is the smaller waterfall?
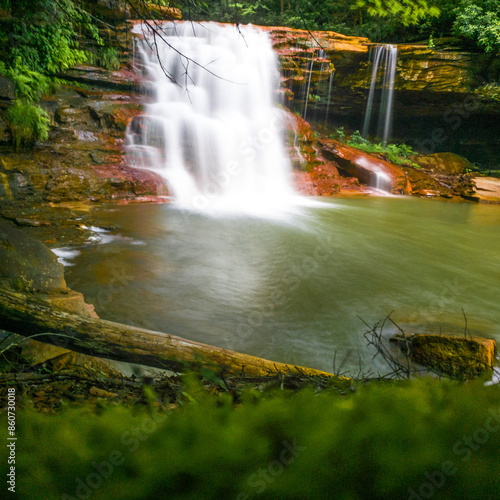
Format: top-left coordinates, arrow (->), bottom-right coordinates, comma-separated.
325,71 -> 334,122
374,171 -> 392,193
302,58 -> 314,120
362,44 -> 397,146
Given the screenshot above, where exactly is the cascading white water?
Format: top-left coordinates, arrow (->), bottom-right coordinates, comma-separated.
362,44 -> 397,146
126,22 -> 297,215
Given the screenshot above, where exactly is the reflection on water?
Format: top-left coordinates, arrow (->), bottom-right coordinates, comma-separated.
64,197 -> 500,374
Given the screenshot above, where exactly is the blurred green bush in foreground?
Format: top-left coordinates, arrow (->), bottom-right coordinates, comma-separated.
3,378 -> 500,499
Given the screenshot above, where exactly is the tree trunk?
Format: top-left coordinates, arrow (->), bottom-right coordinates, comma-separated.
0,286 -> 336,378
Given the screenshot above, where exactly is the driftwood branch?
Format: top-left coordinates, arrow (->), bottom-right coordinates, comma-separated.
0,286 -> 336,378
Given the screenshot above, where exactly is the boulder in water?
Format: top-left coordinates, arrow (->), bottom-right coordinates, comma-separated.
390,333 -> 496,380
0,219 -> 66,293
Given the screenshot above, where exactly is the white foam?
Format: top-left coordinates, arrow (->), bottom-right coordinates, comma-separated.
52,248 -> 80,267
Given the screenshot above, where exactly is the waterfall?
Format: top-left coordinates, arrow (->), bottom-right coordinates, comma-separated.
325,71 -> 334,122
362,44 -> 397,146
302,58 -> 314,120
126,22 -> 297,215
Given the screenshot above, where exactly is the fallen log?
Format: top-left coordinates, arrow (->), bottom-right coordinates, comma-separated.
0,286 -> 336,378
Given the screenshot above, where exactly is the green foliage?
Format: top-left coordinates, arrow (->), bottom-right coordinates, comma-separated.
0,60 -> 58,102
178,0 -> 442,40
428,33 -> 435,49
4,100 -> 50,150
453,1 -> 500,53
177,0 -> 500,54
178,0 -> 359,31
1,0 -> 100,76
354,0 -> 440,27
6,379 -> 500,498
474,82 -> 500,101
336,129 -> 420,167
92,46 -> 122,71
334,126 -> 345,141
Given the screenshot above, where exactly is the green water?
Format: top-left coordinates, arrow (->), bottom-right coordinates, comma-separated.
65,197 -> 500,375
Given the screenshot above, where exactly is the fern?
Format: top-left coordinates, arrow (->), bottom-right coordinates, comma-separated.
5,100 -> 50,150
0,59 -> 60,102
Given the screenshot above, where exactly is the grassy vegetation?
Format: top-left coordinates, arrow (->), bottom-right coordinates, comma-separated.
4,100 -> 50,150
332,128 -> 420,167
3,377 -> 499,499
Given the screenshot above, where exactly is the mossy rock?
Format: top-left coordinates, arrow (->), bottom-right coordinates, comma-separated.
0,219 -> 66,292
390,333 -> 497,380
409,152 -> 474,175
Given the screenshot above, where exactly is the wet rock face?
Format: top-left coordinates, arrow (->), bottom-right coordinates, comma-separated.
0,76 -> 15,100
94,0 -> 131,19
265,27 -> 354,94
0,10 -> 176,208
0,79 -> 166,207
0,219 -> 66,292
283,110 -> 366,196
262,26 -> 368,120
265,26 -> 500,169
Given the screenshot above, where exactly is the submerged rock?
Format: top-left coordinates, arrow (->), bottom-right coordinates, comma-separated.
390,333 -> 497,380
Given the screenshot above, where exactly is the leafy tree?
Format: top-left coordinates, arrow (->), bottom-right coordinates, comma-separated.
5,0 -> 100,74
354,0 -> 440,26
453,0 -> 500,52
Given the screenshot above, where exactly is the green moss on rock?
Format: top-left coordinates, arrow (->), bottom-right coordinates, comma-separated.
390,333 -> 497,380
